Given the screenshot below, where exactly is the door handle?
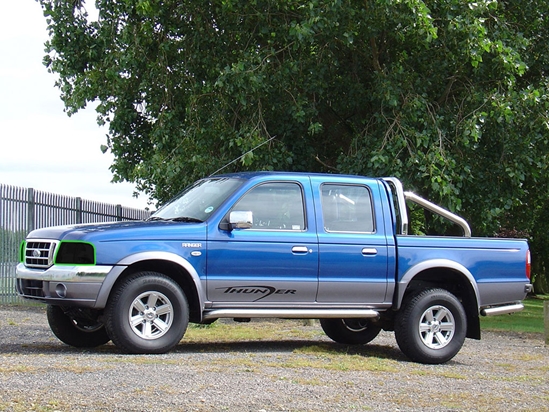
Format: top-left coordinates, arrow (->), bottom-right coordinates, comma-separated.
361,248 -> 378,256
292,246 -> 310,254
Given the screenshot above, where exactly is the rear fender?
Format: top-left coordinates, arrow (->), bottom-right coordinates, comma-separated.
395,259 -> 480,311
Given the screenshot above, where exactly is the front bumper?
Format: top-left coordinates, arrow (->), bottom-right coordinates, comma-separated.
16,263 -> 113,307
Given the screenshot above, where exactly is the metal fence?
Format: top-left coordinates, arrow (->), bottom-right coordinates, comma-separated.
0,183 -> 151,304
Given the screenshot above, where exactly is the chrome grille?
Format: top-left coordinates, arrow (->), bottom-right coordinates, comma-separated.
25,240 -> 58,268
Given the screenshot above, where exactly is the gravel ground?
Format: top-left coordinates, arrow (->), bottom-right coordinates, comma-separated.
0,305 -> 548,412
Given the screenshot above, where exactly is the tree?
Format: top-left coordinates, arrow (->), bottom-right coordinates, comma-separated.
39,0 -> 549,292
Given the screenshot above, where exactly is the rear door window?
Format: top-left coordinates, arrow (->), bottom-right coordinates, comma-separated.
320,184 -> 374,233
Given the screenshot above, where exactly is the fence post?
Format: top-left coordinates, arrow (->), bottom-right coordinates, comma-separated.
76,197 -> 83,224
27,188 -> 35,232
545,301 -> 549,346
116,204 -> 123,221
0,184 -> 3,223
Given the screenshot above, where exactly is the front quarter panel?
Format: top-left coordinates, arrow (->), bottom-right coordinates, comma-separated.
94,251 -> 206,310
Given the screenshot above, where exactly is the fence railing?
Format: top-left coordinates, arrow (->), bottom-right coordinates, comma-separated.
0,183 -> 151,304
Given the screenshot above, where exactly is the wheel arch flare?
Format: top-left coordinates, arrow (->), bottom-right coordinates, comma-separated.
95,251 -> 206,323
395,259 -> 481,340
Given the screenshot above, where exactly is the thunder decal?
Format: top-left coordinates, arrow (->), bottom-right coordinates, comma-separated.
217,285 -> 297,302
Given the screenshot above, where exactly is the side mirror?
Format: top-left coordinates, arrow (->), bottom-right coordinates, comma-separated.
229,211 -> 253,230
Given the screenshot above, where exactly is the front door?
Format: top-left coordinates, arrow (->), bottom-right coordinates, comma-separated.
207,179 -> 318,306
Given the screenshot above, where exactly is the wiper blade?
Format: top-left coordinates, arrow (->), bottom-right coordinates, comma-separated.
146,216 -> 168,221
170,216 -> 203,223
146,216 -> 203,223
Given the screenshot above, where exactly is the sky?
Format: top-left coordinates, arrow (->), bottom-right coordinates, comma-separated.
0,2 -> 150,210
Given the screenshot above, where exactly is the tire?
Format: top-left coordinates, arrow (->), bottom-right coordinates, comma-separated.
395,288 -> 467,364
47,305 -> 110,348
320,318 -> 382,345
105,272 -> 189,354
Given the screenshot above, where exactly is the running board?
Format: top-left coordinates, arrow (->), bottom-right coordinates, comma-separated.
202,309 -> 380,321
480,303 -> 524,316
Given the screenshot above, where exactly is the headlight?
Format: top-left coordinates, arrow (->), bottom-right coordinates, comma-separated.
54,241 -> 95,265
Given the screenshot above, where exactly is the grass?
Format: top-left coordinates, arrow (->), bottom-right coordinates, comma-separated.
0,399 -> 69,412
480,296 -> 548,334
185,319 -> 322,343
182,320 -> 401,373
0,310 -> 546,411
0,361 -> 106,375
291,345 -> 399,372
184,296 -> 549,344
183,296 -> 548,343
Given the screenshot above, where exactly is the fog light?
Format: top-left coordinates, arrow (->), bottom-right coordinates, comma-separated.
55,283 -> 67,298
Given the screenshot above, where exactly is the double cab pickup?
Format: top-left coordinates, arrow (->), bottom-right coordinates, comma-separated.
16,172 -> 532,364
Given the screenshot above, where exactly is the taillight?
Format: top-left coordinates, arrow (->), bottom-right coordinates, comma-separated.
526,250 -> 531,280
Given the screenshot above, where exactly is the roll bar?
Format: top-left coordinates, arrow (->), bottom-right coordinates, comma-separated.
382,177 -> 472,237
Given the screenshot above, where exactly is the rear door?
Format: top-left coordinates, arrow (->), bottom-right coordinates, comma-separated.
312,177 -> 390,305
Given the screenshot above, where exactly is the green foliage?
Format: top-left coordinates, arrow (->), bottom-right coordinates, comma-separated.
39,0 -> 549,290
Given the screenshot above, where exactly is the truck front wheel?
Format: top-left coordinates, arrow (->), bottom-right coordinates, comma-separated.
105,272 -> 189,354
395,288 -> 467,364
320,318 -> 382,344
47,305 -> 110,348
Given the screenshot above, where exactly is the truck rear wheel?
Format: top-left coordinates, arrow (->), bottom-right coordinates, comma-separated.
105,272 -> 189,354
320,318 -> 382,344
47,305 -> 110,348
395,288 -> 467,364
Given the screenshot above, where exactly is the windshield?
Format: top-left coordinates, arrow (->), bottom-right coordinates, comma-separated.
151,177 -> 243,222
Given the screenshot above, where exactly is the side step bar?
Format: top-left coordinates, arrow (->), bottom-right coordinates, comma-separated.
480,303 -> 524,317
203,309 -> 380,321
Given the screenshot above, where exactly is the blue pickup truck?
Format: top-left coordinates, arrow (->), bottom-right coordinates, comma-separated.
16,172 -> 532,364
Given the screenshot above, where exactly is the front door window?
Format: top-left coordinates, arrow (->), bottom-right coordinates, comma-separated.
232,182 -> 305,231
